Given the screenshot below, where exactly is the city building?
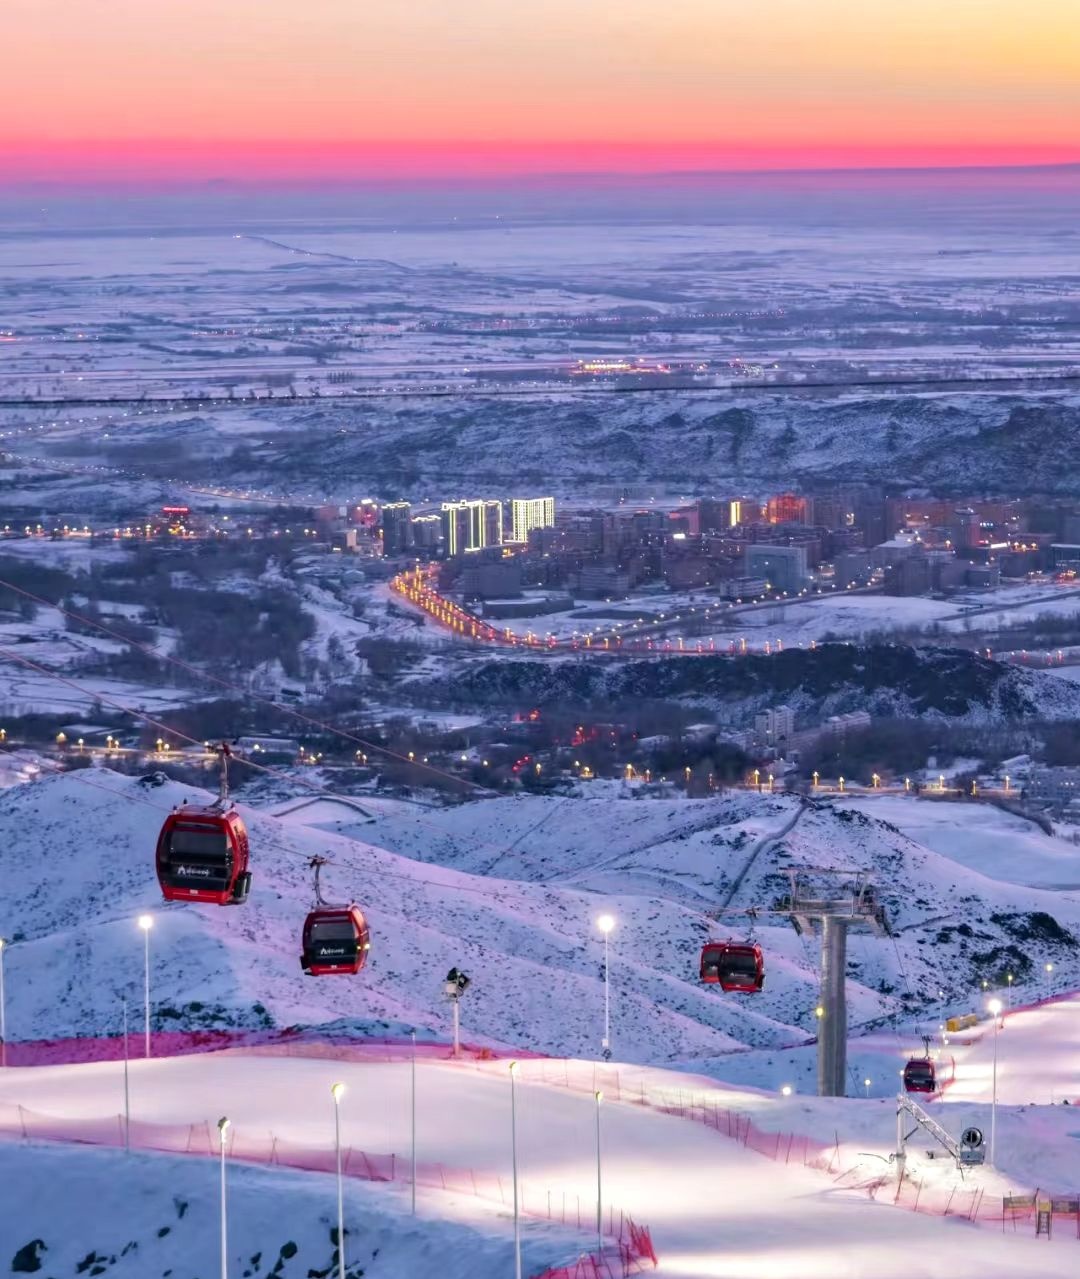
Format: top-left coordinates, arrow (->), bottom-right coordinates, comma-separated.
481,594 -> 573,619
744,544 -> 808,593
348,499 -> 379,528
883,554 -> 931,596
834,551 -> 875,588
717,576 -> 768,600
409,514 -> 443,552
755,706 -> 795,747
1025,768 -> 1080,814
460,559 -> 523,600
574,565 -> 630,599
766,493 -> 810,525
380,502 -> 413,555
1051,544 -> 1080,572
442,500 -> 503,556
510,496 -> 556,544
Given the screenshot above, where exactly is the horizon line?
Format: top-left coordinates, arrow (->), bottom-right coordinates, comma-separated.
3,158 -> 1080,190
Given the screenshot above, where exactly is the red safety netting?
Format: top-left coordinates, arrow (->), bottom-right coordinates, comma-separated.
2,1029 -> 545,1069
0,1101 -> 655,1277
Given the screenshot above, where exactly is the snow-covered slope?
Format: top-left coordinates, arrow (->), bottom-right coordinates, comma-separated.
4,768 -> 1077,1069
4,1050 -> 1080,1279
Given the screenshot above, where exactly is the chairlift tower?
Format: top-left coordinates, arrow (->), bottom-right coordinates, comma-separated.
786,868 -> 892,1097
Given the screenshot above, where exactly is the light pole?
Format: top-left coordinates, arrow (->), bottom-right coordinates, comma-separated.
410,1030 -> 417,1215
597,915 -> 615,1059
137,915 -> 153,1058
987,998 -> 1002,1166
0,937 -> 7,1068
217,1117 -> 230,1279
594,1090 -> 604,1260
122,997 -> 130,1151
863,1077 -> 871,1099
509,1061 -> 521,1279
1045,962 -> 1054,996
331,1082 -> 346,1279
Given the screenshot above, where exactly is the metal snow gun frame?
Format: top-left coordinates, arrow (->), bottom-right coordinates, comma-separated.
895,1092 -> 985,1179
444,967 -> 470,1059
785,867 -> 892,1098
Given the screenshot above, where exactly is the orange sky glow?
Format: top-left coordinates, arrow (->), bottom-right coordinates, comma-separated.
4,0 -> 1079,180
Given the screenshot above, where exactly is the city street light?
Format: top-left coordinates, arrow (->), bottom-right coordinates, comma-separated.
509,1061 -> 522,1279
594,1090 -> 604,1260
987,997 -> 1003,1166
331,1083 -> 346,1279
1045,961 -> 1055,996
217,1117 -> 230,1279
596,915 -> 616,1058
137,915 -> 153,1058
864,1077 -> 871,1098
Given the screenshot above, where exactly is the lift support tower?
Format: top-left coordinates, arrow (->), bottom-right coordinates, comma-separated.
788,868 -> 892,1097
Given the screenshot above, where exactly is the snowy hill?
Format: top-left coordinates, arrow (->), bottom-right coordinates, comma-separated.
411,643 -> 1080,723
5,769 -> 1080,1072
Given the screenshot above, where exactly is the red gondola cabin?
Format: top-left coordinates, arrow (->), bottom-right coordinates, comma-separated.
699,942 -> 765,993
156,806 -> 251,906
903,1057 -> 937,1094
300,906 -> 371,976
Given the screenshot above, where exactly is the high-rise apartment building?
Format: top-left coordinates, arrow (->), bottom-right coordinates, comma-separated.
510,496 -> 556,544
380,502 -> 412,555
441,500 -> 503,556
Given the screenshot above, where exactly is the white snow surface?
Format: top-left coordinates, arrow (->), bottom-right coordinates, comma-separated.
3,1048 -> 1080,1277
4,772 -> 1080,1069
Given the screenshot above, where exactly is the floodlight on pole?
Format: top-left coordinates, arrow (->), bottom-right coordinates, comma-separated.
509,1061 -> 521,1279
596,915 -> 615,1058
331,1083 -> 346,1279
410,1030 -> 417,1215
594,1090 -> 604,1260
217,1117 -> 230,1279
137,915 -> 153,1058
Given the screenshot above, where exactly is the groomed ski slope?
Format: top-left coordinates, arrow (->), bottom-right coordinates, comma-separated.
0,1049 -> 1077,1279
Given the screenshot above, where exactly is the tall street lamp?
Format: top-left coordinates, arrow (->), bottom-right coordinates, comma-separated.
0,937 -> 7,1068
217,1117 -> 230,1279
596,915 -> 616,1059
987,997 -> 1003,1166
594,1090 -> 604,1260
137,915 -> 153,1058
509,1061 -> 521,1279
331,1082 -> 346,1279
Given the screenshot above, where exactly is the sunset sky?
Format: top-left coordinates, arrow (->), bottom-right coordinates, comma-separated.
4,0 -> 1079,180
